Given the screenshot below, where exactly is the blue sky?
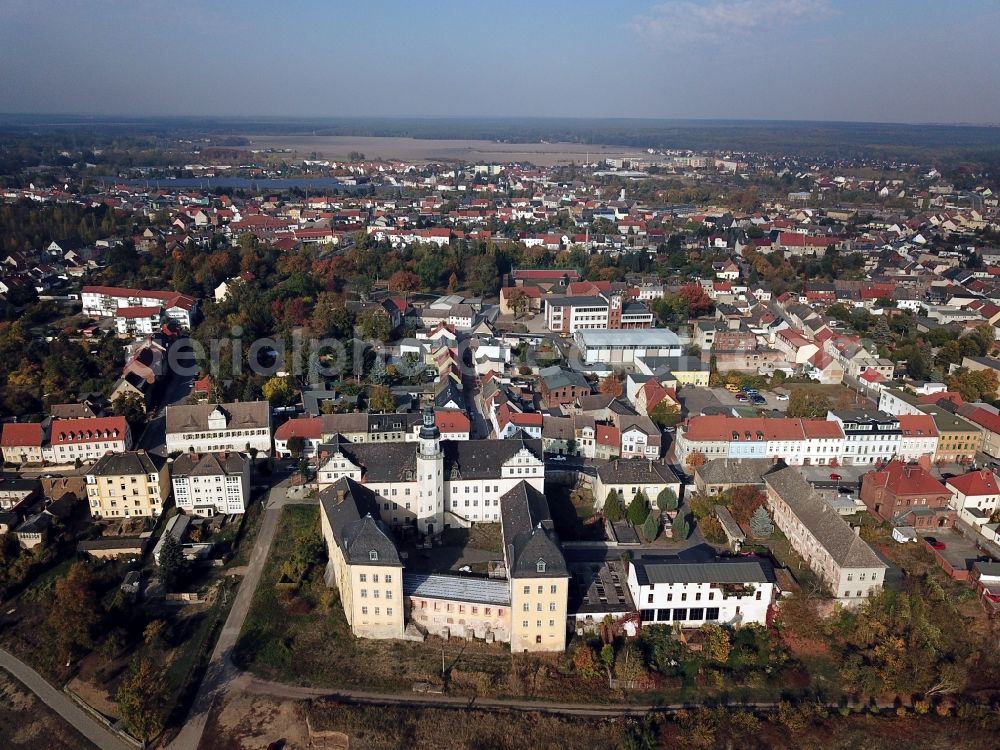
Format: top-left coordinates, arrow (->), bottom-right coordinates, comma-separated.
1,0 -> 999,123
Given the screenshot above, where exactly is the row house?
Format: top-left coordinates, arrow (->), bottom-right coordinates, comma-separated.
48,416 -> 132,464
674,416 -> 845,467
826,410 -> 901,467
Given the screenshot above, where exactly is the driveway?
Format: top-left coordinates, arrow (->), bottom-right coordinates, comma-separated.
167,481 -> 294,750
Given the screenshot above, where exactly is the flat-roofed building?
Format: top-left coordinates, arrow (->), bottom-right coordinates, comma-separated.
628,558 -> 776,628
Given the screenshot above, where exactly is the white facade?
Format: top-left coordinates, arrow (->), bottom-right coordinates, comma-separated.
171,453 -> 251,516
628,562 -> 774,628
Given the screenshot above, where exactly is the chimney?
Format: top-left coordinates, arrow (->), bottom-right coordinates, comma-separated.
337,489 -> 345,504
854,525 -> 861,536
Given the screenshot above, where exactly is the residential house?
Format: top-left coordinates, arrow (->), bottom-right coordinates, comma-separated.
85,450 -> 169,519
859,460 -> 955,528
946,470 -> 1000,526
592,459 -> 681,512
165,402 -> 272,455
171,451 -> 251,516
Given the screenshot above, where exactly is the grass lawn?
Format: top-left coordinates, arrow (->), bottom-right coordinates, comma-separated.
783,382 -> 864,408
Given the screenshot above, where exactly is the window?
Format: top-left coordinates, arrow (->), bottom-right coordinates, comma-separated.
362,607 -> 368,615
523,586 -> 530,594
536,560 -> 546,573
647,593 -> 654,604
370,551 -> 378,561
373,574 -> 379,583
385,574 -> 392,584
360,589 -> 367,598
705,608 -> 720,621
386,591 -> 392,600
522,620 -> 528,628
387,607 -> 393,616
549,602 -> 556,611
523,603 -> 529,612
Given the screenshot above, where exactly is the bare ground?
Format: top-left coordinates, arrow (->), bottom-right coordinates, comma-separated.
238,135 -> 650,166
0,671 -> 96,750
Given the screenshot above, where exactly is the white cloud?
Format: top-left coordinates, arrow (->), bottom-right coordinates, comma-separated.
629,0 -> 832,44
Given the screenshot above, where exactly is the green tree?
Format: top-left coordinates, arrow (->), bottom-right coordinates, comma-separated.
656,488 -> 678,512
787,390 -> 830,418
700,623 -> 732,664
626,490 -> 650,525
749,506 -> 774,537
357,306 -> 392,340
158,534 -> 186,591
672,512 -> 690,540
117,656 -> 167,742
641,513 -> 659,542
604,491 -> 625,523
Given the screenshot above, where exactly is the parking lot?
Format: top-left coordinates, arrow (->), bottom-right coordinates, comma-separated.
678,385 -> 790,417
919,528 -> 989,573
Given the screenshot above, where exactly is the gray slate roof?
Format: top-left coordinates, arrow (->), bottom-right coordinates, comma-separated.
318,477 -> 400,567
764,466 -> 886,570
320,436 -> 543,483
88,450 -> 163,477
597,458 -> 679,485
499,482 -> 567,579
165,401 -> 270,433
634,558 -> 774,586
696,458 -> 781,487
171,451 -> 248,477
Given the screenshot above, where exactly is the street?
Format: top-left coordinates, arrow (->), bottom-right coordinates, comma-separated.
138,353 -> 195,457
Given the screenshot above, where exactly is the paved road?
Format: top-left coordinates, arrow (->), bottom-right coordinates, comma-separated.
167,482 -> 291,750
0,649 -> 133,750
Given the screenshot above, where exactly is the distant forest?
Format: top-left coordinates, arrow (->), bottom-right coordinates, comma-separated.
2,114 -> 1000,173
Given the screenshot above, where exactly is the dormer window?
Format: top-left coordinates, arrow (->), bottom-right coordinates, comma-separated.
370,550 -> 379,561
536,560 -> 546,573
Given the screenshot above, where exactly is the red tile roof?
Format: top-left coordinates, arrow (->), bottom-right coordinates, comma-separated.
50,416 -> 127,445
897,414 -> 939,438
436,410 -> 471,433
868,460 -> 947,496
1,422 -> 43,447
274,417 -> 323,441
947,470 -> 1000,497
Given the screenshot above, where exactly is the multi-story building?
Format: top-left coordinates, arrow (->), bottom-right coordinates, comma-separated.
921,405 -> 982,463
896,414 -> 940,462
826,410 -> 901,467
47,416 -> 132,464
0,422 -> 46,465
85,450 -> 169,519
764,466 -> 886,606
165,402 -> 271,455
82,285 -> 198,329
320,477 -> 405,640
318,443 -> 567,652
114,306 -> 162,336
545,292 -> 653,334
629,558 -> 776,628
503,482 -> 569,653
859,459 -> 954,528
171,451 -> 251,516
674,416 -> 844,467
316,407 -> 544,532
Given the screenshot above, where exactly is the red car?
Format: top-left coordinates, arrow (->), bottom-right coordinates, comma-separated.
925,537 -> 946,550
829,473 -> 842,481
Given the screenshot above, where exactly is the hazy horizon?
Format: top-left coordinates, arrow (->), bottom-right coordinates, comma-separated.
2,1 -> 999,125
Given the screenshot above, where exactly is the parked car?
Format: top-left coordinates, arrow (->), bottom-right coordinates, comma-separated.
725,383 -> 741,393
775,393 -> 789,401
735,394 -> 749,402
829,473 -> 842,481
750,396 -> 766,405
925,537 -> 946,550
549,455 -> 567,462
838,486 -> 854,494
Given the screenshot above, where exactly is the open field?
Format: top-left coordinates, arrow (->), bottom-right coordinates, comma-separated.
237,134 -> 652,166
